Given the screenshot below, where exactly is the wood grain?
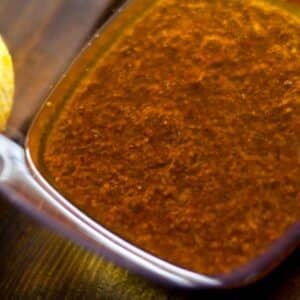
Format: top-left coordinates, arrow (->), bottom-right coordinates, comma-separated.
1,0 -> 300,299
0,0 -> 115,131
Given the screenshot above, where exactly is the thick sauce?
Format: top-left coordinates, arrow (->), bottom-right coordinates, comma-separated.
40,0 -> 300,275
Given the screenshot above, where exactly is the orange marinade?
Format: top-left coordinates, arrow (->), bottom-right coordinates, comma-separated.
40,0 -> 300,275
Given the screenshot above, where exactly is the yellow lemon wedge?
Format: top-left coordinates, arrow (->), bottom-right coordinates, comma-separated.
0,35 -> 14,131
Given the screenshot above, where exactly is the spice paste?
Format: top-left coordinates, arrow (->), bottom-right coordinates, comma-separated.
40,0 -> 300,275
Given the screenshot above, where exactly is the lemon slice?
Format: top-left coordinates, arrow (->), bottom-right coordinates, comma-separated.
0,35 -> 14,131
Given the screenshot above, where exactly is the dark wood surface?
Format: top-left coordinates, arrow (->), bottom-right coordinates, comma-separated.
1,0 -> 114,130
1,1 -> 300,299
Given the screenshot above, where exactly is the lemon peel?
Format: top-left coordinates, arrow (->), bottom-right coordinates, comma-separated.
0,35 -> 14,131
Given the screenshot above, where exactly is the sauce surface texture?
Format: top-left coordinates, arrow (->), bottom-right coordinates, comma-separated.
40,0 -> 300,275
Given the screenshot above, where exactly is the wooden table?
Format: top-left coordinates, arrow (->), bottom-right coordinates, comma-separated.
1,1 -> 300,299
